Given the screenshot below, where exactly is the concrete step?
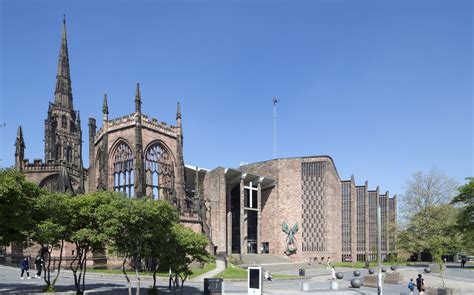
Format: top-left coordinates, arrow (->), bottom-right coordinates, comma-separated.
239,254 -> 290,265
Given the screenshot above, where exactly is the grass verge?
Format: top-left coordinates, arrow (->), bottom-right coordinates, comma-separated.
87,262 -> 216,279
213,264 -> 299,279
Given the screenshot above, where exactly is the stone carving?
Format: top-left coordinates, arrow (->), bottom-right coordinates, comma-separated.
282,221 -> 298,255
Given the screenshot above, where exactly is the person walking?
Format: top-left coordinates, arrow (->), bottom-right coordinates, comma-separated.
34,255 -> 44,278
407,278 -> 415,295
416,273 -> 425,295
461,257 -> 466,268
264,270 -> 273,282
330,266 -> 336,280
20,257 -> 30,279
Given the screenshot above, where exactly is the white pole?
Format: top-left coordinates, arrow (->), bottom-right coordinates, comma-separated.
377,197 -> 383,295
272,97 -> 279,158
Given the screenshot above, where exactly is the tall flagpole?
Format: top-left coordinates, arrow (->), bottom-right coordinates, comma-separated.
272,97 -> 279,159
377,194 -> 383,295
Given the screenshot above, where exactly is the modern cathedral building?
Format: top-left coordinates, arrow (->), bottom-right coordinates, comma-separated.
12,20 -> 396,263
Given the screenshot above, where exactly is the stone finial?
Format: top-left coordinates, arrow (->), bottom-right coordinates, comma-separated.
102,93 -> 109,115
176,101 -> 182,120
15,126 -> 26,170
135,83 -> 141,113
15,126 -> 25,150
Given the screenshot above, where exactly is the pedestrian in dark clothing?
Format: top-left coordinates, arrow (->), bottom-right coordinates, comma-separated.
416,273 -> 425,295
461,257 -> 466,268
20,257 -> 30,279
34,255 -> 44,278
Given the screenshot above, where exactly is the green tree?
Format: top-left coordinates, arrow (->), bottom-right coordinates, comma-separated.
31,192 -> 70,292
451,178 -> 474,254
98,197 -> 178,295
0,168 -> 41,245
165,224 -> 213,295
67,192 -> 119,295
398,204 -> 461,263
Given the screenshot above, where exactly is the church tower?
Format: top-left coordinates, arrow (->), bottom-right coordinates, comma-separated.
44,16 -> 82,169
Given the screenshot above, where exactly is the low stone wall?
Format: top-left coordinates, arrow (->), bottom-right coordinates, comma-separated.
426,287 -> 461,295
384,271 -> 403,284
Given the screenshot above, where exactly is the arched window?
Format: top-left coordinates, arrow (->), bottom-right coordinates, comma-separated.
61,115 -> 67,129
145,142 -> 174,200
66,146 -> 73,163
112,141 -> 134,197
55,144 -> 61,160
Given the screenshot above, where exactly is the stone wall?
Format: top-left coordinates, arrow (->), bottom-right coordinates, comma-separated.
202,167 -> 226,254
241,156 -> 342,262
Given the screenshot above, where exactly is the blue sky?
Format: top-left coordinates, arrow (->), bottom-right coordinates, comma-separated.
0,0 -> 472,196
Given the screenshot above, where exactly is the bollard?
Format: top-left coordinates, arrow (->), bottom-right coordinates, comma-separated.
301,282 -> 310,291
330,280 -> 339,290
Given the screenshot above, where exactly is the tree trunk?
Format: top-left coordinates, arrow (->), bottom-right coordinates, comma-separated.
81,250 -> 87,293
122,257 -> 132,295
43,246 -> 52,287
135,266 -> 141,295
152,264 -> 159,288
52,240 -> 64,286
179,274 -> 188,295
70,244 -> 81,293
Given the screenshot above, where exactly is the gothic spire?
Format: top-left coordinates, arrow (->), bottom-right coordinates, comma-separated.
135,83 -> 141,113
176,101 -> 182,120
15,126 -> 25,170
102,93 -> 109,115
15,126 -> 25,151
54,15 -> 73,109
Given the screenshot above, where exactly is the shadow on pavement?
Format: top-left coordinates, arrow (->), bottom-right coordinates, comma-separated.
446,265 -> 473,269
0,283 -> 203,294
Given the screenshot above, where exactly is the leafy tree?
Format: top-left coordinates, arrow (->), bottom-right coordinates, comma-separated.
451,178 -> 474,253
397,204 -> 461,262
400,167 -> 458,221
67,192 -> 119,295
31,193 -> 70,291
165,224 -> 213,295
98,197 -> 178,295
0,168 -> 41,245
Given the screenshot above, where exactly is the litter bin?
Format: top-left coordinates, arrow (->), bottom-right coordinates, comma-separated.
299,269 -> 305,276
204,278 -> 223,295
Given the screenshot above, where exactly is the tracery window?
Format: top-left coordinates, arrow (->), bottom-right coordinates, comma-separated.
112,141 -> 134,197
61,115 -> 67,129
66,146 -> 73,163
55,144 -> 61,160
145,142 -> 174,200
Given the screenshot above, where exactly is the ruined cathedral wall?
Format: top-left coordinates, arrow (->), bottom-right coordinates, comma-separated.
105,127 -> 136,190
141,127 -> 178,164
22,161 -> 82,193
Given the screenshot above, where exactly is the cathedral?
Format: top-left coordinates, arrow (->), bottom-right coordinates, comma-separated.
13,19 -> 397,263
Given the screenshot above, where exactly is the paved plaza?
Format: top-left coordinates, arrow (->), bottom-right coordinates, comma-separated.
1,264 -> 473,294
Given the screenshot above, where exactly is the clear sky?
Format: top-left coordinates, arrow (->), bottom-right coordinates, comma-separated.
0,0 -> 472,196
